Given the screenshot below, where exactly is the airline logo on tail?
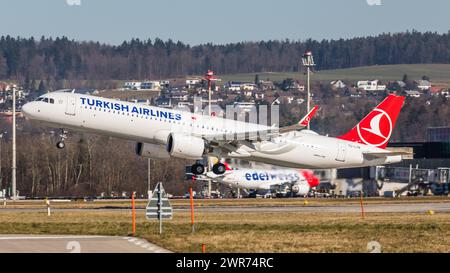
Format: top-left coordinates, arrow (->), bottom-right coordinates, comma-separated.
338,95 -> 405,149
357,109 -> 392,147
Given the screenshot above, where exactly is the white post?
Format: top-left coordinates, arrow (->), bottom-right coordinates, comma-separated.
208,85 -> 212,117
147,158 -> 152,199
46,198 -> 51,216
158,183 -> 162,234
409,164 -> 412,184
208,179 -> 211,199
307,67 -> 311,130
12,88 -> 16,200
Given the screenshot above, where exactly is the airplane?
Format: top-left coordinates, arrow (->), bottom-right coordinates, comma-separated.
203,162 -> 319,196
21,90 -> 406,175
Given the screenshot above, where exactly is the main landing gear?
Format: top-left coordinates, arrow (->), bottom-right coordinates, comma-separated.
212,163 -> 226,175
190,161 -> 226,175
56,129 -> 68,149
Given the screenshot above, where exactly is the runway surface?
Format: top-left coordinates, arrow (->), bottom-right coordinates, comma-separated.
1,202 -> 449,213
0,235 -> 171,253
179,202 -> 450,213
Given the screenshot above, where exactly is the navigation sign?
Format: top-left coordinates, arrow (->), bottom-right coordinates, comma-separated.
146,182 -> 173,220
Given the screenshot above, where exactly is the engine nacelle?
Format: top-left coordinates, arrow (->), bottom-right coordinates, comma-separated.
136,142 -> 170,159
291,182 -> 310,196
166,133 -> 205,160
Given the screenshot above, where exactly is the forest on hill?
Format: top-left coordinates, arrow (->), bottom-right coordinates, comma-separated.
1,31 -> 449,82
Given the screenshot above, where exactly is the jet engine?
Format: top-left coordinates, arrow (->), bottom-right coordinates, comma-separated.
166,133 -> 205,160
291,182 -> 310,196
135,142 -> 170,159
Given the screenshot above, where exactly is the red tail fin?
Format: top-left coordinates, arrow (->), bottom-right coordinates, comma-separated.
224,162 -> 232,171
338,95 -> 405,149
301,170 -> 319,187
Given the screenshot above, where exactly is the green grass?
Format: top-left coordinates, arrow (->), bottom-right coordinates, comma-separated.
216,64 -> 450,83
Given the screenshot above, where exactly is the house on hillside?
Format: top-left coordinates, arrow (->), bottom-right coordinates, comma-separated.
0,82 -> 7,91
124,81 -> 142,90
357,80 -> 386,91
159,80 -> 170,88
430,87 -> 449,97
169,91 -> 189,101
276,92 -> 299,104
330,80 -> 346,89
405,90 -> 421,98
396,81 -> 406,88
155,97 -> 172,108
259,80 -> 276,91
186,78 -> 201,89
416,80 -> 431,91
140,81 -> 161,91
224,82 -> 257,92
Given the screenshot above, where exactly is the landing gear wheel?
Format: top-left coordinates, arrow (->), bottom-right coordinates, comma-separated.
191,164 -> 205,175
56,128 -> 68,149
56,141 -> 65,149
212,163 -> 226,175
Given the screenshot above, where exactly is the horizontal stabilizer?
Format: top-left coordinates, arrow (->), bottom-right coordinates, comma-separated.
363,151 -> 412,158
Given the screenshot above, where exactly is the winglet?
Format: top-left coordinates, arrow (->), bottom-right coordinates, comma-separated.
299,105 -> 319,127
278,105 -> 319,133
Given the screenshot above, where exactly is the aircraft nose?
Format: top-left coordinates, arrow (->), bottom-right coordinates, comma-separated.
21,102 -> 33,118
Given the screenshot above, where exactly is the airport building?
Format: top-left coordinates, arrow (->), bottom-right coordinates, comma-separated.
327,127 -> 450,197
427,126 -> 450,143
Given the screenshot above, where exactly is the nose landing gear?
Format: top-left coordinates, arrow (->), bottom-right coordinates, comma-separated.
56,129 -> 68,149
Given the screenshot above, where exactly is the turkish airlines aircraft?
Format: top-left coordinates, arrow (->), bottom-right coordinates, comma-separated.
204,163 -> 319,196
22,90 -> 405,175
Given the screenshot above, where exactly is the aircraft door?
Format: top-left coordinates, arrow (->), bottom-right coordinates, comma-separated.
335,143 -> 347,162
65,96 -> 76,115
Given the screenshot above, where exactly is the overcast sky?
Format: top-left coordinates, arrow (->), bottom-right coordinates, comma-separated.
0,0 -> 449,45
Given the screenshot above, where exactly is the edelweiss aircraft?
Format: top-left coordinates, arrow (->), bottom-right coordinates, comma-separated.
204,163 -> 319,196
22,90 -> 405,175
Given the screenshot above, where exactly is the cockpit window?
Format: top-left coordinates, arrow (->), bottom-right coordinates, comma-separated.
36,97 -> 55,104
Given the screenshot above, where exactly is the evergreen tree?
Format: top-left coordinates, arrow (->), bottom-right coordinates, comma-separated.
30,79 -> 37,92
38,80 -> 46,93
254,74 -> 260,85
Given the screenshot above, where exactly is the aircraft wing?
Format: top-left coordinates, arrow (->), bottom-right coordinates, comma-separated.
194,105 -> 319,141
278,105 -> 319,133
193,125 -> 279,142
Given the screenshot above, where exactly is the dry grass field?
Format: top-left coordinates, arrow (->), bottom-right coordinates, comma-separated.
0,198 -> 449,253
2,196 -> 448,209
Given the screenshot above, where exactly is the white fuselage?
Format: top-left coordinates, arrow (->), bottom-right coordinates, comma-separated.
208,169 -> 312,195
22,91 -> 402,169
